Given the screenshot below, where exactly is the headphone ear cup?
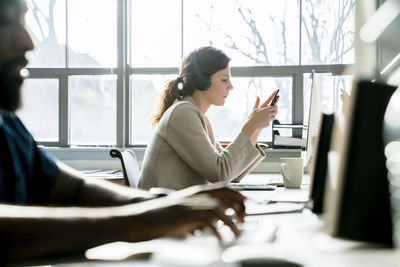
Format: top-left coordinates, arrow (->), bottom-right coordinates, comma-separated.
190,50 -> 211,91
195,76 -> 211,91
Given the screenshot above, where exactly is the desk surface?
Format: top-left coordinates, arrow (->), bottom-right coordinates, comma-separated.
24,173 -> 400,267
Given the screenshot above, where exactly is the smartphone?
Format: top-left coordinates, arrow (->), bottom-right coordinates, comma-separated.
270,89 -> 280,106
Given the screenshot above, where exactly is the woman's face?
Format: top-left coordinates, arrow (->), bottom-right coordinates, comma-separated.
202,64 -> 233,106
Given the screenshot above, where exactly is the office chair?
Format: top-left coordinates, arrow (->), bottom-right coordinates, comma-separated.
109,148 -> 141,188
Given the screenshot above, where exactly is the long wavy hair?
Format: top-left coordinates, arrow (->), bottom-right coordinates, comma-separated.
152,46 -> 230,126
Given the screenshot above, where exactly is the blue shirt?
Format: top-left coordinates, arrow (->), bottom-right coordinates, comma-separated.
0,114 -> 59,204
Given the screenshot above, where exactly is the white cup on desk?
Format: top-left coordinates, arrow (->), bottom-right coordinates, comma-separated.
280,157 -> 303,188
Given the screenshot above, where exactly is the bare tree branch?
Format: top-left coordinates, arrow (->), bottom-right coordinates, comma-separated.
235,2 -> 269,64
28,1 -> 46,40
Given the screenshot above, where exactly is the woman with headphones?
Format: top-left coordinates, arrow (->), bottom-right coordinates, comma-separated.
138,46 -> 279,190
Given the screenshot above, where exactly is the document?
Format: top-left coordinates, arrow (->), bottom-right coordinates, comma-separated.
274,135 -> 306,147
245,201 -> 304,216
80,169 -> 123,179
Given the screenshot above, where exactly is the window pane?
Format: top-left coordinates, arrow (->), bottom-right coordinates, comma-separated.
25,0 -> 66,67
17,79 -> 59,142
68,0 -> 117,67
207,77 -> 292,142
184,0 -> 299,66
130,74 -> 175,144
303,73 -> 353,128
130,0 -> 181,67
301,0 -> 355,65
70,75 -> 116,145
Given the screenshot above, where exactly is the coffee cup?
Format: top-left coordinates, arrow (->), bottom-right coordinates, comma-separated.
280,157 -> 304,188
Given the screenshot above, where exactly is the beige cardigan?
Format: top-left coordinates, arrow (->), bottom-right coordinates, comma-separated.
138,96 -> 265,190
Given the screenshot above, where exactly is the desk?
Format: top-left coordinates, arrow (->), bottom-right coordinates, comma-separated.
20,173 -> 400,267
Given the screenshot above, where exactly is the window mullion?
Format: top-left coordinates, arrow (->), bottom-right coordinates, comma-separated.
295,0 -> 303,139
61,0 -> 69,147
181,0 -> 184,59
65,0 -> 69,68
293,71 -> 304,138
59,72 -> 69,147
299,0 -> 303,66
116,0 -> 128,147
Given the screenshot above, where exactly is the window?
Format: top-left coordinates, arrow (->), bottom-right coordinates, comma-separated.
22,0 -> 355,147
68,0 -> 117,68
301,0 -> 355,65
183,0 -> 300,66
130,74 -> 175,144
69,75 -> 117,145
17,79 -> 59,141
303,73 -> 354,130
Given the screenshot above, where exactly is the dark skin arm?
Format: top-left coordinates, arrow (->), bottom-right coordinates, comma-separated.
50,162 -> 246,222
48,161 -> 154,206
1,163 -> 246,262
0,195 -> 239,262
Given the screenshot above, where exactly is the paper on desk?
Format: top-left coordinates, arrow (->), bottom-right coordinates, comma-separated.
80,169 -> 123,179
245,201 -> 304,216
270,188 -> 310,203
274,135 -> 306,147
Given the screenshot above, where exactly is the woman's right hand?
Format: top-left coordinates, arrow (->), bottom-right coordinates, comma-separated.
241,91 -> 279,142
247,97 -> 278,129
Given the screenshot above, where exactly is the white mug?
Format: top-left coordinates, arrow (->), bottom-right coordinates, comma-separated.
280,157 -> 304,188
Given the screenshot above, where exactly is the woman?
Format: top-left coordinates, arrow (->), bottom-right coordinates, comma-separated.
139,46 -> 278,190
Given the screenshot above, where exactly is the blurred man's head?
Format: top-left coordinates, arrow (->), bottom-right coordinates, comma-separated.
0,0 -> 33,113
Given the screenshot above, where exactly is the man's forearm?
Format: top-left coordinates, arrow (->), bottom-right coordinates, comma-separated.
50,162 -> 153,206
76,178 -> 154,206
0,201 -> 167,262
0,204 -> 127,262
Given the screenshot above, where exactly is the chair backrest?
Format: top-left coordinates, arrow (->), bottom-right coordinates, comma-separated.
109,149 -> 141,188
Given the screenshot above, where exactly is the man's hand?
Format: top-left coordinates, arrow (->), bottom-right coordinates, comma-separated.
166,183 -> 246,223
122,194 -> 242,242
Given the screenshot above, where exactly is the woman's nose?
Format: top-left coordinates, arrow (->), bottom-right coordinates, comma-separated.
228,81 -> 233,90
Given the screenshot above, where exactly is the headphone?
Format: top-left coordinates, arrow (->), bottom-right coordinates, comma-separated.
190,50 -> 211,91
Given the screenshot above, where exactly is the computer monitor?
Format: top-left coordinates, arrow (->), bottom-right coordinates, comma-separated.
323,80 -> 396,245
308,113 -> 335,214
303,71 -> 321,169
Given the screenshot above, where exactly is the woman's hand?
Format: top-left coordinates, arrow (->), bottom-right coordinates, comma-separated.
241,91 -> 279,143
249,95 -> 279,128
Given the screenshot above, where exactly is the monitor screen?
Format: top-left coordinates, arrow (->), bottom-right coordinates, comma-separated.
304,72 -> 320,166
323,80 -> 396,245
303,72 -> 321,169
